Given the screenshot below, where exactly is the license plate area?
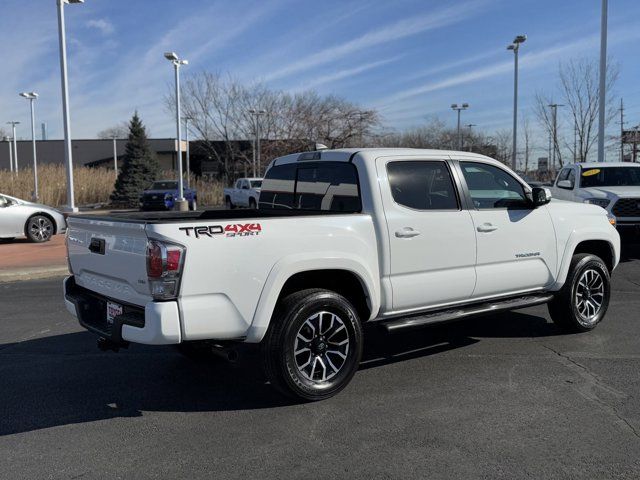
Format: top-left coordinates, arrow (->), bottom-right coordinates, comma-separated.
107,301 -> 123,324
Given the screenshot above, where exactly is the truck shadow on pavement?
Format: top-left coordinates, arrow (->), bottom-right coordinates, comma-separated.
0,310 -> 562,436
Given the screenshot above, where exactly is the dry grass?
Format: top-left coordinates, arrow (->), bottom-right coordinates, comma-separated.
0,164 -> 224,207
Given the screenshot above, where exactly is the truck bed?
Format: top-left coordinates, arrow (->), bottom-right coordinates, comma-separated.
73,208 -> 359,224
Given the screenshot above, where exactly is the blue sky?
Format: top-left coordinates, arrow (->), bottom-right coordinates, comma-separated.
2,0 -> 640,156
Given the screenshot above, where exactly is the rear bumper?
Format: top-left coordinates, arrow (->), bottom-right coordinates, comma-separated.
63,275 -> 181,345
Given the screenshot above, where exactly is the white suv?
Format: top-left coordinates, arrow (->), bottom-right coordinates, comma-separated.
551,162 -> 640,228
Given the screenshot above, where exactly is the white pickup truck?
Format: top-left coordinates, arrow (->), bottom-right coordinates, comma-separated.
223,177 -> 263,209
64,149 -> 620,401
551,162 -> 640,229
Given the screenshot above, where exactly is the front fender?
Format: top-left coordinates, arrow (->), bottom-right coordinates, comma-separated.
245,253 -> 380,343
549,228 -> 620,291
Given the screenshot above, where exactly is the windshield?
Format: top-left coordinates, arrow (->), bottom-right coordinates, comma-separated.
150,181 -> 178,190
580,167 -> 640,188
250,181 -> 262,189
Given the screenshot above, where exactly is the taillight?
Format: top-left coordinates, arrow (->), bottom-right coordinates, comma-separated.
147,241 -> 163,278
146,240 -> 185,300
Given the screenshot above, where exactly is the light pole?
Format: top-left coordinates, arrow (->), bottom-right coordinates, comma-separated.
20,92 -> 39,201
57,0 -> 83,212
597,0 -> 608,162
4,137 -> 13,173
164,51 -> 189,211
112,135 -> 118,179
183,116 -> 192,189
507,34 -> 526,171
7,122 -> 20,174
549,103 -> 564,170
466,124 -> 477,151
249,109 -> 267,176
451,103 -> 469,150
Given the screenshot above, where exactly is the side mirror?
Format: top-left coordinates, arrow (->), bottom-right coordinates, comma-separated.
530,187 -> 552,207
557,179 -> 574,189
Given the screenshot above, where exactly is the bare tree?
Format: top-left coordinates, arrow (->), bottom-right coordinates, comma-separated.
535,57 -> 618,165
97,121 -> 130,139
166,72 -> 380,183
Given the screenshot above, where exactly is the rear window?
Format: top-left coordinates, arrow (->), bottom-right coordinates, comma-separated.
259,162 -> 361,212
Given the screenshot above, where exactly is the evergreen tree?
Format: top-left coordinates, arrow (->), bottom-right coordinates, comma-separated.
110,112 -> 160,207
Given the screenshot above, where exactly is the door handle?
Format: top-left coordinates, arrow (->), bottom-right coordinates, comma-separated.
477,223 -> 498,233
395,227 -> 421,238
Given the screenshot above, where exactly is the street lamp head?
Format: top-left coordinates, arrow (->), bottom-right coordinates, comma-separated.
451,103 -> 458,109
19,92 -> 38,99
514,34 -> 527,44
164,52 -> 179,61
507,44 -> 515,50
178,59 -> 189,66
462,103 -> 469,109
64,0 -> 85,4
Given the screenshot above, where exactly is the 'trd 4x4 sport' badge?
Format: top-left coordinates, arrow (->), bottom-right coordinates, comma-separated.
179,223 -> 262,239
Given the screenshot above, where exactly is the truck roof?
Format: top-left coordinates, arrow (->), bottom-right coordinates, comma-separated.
571,162 -> 640,169
271,148 -> 495,166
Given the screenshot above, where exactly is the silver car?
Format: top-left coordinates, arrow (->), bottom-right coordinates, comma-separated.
0,193 -> 67,242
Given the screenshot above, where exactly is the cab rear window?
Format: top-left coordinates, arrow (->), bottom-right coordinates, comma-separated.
259,162 -> 361,212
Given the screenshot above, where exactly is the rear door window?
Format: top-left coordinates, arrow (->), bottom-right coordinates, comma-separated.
387,161 -> 459,210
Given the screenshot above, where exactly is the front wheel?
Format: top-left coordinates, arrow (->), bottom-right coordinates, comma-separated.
25,215 -> 54,243
225,196 -> 235,210
262,289 -> 363,401
548,254 -> 611,332
249,197 -> 257,209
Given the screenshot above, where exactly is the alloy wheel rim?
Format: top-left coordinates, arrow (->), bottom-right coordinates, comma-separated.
293,311 -> 350,382
575,268 -> 605,324
29,217 -> 52,241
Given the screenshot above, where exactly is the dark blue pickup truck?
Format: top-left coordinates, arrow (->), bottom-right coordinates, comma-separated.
139,180 -> 197,211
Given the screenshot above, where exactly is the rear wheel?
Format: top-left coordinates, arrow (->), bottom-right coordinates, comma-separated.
249,197 -> 257,209
262,288 -> 362,401
25,215 -> 54,243
548,254 -> 610,332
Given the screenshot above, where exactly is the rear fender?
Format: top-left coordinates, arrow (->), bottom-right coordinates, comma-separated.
245,254 -> 380,343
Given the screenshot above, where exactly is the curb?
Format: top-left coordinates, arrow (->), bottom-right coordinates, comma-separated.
0,266 -> 69,283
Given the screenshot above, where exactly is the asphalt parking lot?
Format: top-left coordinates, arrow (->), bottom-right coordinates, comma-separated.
1,239 -> 640,479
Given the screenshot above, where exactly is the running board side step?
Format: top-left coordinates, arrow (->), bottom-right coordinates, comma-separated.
381,294 -> 555,333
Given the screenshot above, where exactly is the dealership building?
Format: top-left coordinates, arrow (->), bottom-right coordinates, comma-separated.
0,138 -> 187,171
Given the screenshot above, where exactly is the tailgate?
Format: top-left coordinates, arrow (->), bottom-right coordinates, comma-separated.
67,216 -> 151,306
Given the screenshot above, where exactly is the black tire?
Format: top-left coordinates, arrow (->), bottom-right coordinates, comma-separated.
262,288 -> 363,401
225,196 -> 235,210
548,253 -> 611,333
25,215 -> 54,243
249,197 -> 257,209
190,198 -> 198,211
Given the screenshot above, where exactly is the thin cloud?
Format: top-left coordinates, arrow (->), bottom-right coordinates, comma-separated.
86,19 -> 114,35
298,56 -> 403,90
263,0 -> 490,82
